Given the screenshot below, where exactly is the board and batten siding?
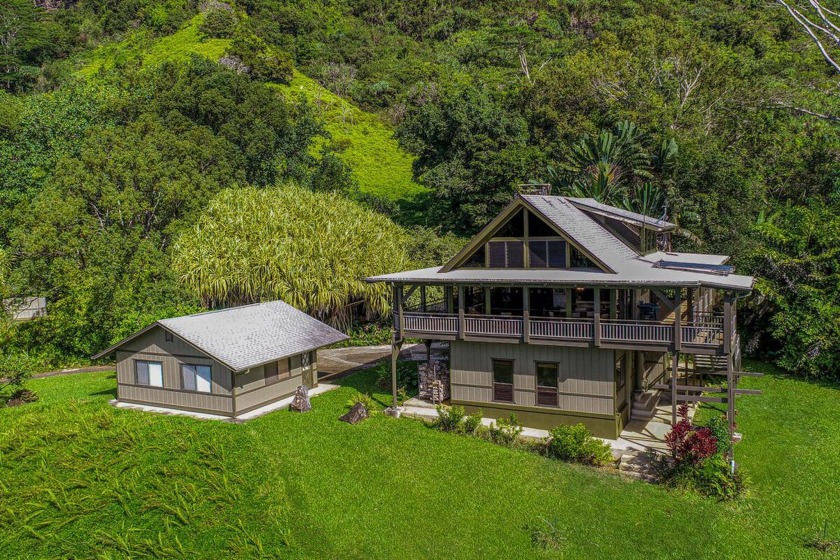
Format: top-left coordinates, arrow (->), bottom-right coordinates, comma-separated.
114,325 -> 235,415
449,341 -> 615,415
233,354 -> 316,414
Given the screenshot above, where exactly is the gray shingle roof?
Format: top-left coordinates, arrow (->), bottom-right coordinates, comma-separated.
367,195 -> 753,292
94,301 -> 348,370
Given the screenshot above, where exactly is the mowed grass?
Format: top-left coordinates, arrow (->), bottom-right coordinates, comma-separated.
1,360 -> 837,558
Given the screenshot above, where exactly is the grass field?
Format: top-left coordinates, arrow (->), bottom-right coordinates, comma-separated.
1,360 -> 838,558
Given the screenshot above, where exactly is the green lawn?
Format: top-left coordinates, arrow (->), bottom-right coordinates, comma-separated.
1,360 -> 837,558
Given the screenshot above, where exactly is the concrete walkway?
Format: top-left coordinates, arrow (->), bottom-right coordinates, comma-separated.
111,383 -> 340,422
317,342 -> 448,380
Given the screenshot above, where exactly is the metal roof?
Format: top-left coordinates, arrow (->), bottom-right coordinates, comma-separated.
366,265 -> 754,291
93,301 -> 349,371
368,195 -> 753,292
566,197 -> 677,231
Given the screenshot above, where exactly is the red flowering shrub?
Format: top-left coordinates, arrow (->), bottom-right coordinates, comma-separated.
665,404 -> 718,466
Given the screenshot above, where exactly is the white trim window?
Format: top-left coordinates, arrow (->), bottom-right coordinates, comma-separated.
182,364 -> 212,393
136,360 -> 163,388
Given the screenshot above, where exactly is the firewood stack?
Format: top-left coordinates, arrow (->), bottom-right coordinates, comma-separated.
418,360 -> 450,404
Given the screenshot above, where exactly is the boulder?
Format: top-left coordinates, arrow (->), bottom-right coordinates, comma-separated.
339,402 -> 369,424
289,385 -> 311,413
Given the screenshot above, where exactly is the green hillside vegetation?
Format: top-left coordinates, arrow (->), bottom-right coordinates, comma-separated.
77,14 -> 232,78
75,13 -> 423,202
1,0 -> 840,377
1,361 -> 838,558
273,72 -> 425,201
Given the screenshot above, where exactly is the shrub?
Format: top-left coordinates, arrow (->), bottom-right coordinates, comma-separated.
435,405 -> 465,432
488,413 -> 523,446
346,392 -> 376,413
462,410 -> 483,435
545,423 -> 614,466
200,8 -> 237,39
663,455 -> 746,501
705,415 -> 730,455
665,404 -> 718,466
658,405 -> 746,500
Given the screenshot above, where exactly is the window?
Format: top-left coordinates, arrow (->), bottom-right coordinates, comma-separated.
488,241 -> 524,268
265,359 -> 291,385
570,246 -> 598,268
302,351 -> 311,369
536,363 -> 559,407
164,331 -> 173,342
181,364 -> 212,393
135,360 -> 163,388
462,244 -> 486,267
528,240 -> 566,268
492,360 -> 514,402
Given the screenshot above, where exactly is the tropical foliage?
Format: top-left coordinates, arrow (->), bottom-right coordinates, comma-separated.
173,185 -> 411,326
0,0 -> 839,377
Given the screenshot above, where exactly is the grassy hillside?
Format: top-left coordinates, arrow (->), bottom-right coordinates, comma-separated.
1,360 -> 839,558
75,15 -> 424,202
274,72 -> 426,201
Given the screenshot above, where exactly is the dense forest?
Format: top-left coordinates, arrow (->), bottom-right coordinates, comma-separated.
1,0 -> 838,379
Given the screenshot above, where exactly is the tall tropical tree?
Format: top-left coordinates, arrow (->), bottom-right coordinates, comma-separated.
172,184 -> 411,327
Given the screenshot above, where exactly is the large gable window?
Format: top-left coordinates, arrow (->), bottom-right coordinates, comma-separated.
488,240 -> 524,268
528,240 -> 566,268
570,246 -> 598,268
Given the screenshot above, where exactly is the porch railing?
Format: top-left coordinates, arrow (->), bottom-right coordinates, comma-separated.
402,312 -> 726,350
600,318 -> 673,343
530,317 -> 593,340
403,312 -> 458,335
465,314 -> 522,337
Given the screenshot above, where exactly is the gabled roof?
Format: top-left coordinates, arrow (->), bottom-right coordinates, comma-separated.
567,197 -> 676,231
93,301 -> 348,371
367,194 -> 754,292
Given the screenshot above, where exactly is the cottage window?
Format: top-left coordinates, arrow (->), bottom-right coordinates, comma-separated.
265,358 -> 291,385
135,360 -> 163,388
492,359 -> 514,402
181,364 -> 212,393
164,331 -> 174,342
536,363 -> 559,407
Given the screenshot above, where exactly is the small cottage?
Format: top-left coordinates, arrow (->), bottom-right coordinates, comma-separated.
93,301 -> 348,418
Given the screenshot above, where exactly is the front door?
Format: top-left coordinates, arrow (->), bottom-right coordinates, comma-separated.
301,352 -> 316,388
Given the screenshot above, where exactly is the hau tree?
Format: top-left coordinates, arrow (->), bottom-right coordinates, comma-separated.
172,185 -> 411,327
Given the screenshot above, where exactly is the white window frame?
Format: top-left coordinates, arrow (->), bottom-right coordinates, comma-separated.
136,360 -> 164,388
181,364 -> 212,394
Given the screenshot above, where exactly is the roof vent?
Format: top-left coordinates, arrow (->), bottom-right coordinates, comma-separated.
517,183 -> 551,196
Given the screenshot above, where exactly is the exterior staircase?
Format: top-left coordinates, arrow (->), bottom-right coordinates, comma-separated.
693,354 -> 728,372
630,390 -> 659,421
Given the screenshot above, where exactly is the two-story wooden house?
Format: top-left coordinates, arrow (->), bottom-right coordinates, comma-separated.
367,192 -> 753,440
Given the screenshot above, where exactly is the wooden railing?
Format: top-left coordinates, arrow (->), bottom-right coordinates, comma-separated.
402,312 -> 726,350
403,313 -> 458,335
600,319 -> 673,343
530,317 -> 593,340
465,314 -> 522,337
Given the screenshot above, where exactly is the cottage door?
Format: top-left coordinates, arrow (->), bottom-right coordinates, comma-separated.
301,352 -> 315,388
